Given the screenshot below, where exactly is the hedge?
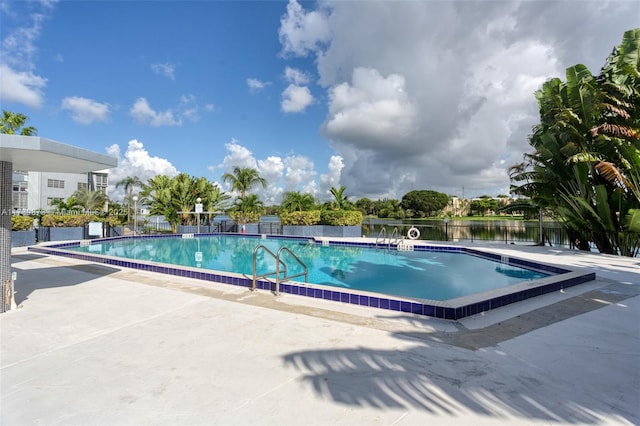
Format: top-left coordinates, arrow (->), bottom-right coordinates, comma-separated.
319,210 -> 363,226
40,214 -> 100,227
11,215 -> 34,231
278,210 -> 321,226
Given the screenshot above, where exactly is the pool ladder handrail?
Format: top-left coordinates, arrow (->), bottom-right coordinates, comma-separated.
389,227 -> 403,246
247,244 -> 308,295
376,226 -> 402,249
375,227 -> 387,248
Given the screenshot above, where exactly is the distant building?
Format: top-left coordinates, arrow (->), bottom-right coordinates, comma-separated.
12,170 -> 109,212
442,196 -> 470,217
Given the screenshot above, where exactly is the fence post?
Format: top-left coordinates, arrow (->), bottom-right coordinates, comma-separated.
538,209 -> 544,245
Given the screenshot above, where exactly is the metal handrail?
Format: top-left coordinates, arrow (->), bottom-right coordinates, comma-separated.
246,244 -> 308,295
246,244 -> 287,291
389,227 -> 402,247
375,227 -> 387,248
376,226 -> 402,249
275,246 -> 308,295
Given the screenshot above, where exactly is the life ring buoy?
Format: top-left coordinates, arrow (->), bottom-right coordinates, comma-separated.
407,227 -> 420,240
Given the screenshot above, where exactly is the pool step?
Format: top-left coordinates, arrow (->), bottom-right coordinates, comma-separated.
397,240 -> 414,251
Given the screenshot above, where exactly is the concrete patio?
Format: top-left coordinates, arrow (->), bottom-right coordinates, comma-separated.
1,243 -> 638,425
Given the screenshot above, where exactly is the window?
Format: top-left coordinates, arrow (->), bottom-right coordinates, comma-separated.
12,181 -> 27,192
77,182 -> 88,190
94,174 -> 108,187
11,181 -> 28,209
12,193 -> 27,209
93,173 -> 108,193
47,179 -> 65,189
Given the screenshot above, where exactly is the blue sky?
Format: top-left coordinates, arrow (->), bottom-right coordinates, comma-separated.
1,0 -> 638,204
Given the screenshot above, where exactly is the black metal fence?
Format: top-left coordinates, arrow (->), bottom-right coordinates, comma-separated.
129,220 -> 570,246
363,222 -> 572,247
31,219 -> 636,255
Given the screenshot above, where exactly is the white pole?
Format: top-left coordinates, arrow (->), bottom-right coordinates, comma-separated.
133,196 -> 138,236
196,197 -> 202,234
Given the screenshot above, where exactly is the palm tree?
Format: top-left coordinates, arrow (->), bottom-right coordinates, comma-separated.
194,177 -> 231,223
116,176 -> 143,224
142,175 -> 179,232
281,191 -> 316,212
510,28 -> 639,256
71,188 -> 108,212
141,174 -> 230,232
222,166 -> 267,198
329,186 -> 351,210
49,196 -> 83,212
0,110 -> 37,135
230,194 -> 264,224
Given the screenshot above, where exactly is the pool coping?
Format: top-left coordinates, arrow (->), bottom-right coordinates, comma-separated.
28,233 -> 596,320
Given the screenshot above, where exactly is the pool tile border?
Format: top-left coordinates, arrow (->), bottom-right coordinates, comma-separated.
28,234 -> 595,320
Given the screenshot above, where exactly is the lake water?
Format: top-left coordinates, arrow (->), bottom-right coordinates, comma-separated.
148,215 -> 569,247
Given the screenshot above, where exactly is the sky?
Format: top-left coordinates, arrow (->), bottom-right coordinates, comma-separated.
1,0 -> 638,204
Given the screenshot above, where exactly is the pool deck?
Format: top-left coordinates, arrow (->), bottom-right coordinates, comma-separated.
2,241 -> 639,425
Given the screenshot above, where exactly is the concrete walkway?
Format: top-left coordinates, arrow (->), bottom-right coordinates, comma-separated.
1,243 -> 638,425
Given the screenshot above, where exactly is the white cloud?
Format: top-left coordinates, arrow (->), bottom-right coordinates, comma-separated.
323,67 -> 416,151
277,0 -> 633,199
281,84 -> 313,113
129,95 -> 212,126
129,97 -> 182,127
61,96 -> 110,124
106,139 -> 179,201
220,139 -> 259,171
1,9 -> 47,71
281,66 -> 314,113
0,2 -> 54,109
151,62 -> 176,80
246,78 -> 271,92
284,66 -> 310,85
283,155 -> 317,191
210,140 -> 342,204
258,156 -> 286,204
319,155 -> 343,197
0,64 -> 47,108
278,0 -> 331,57
179,94 -> 200,122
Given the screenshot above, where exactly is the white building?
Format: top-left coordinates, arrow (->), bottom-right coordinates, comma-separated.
12,170 -> 109,212
2,134 -> 118,313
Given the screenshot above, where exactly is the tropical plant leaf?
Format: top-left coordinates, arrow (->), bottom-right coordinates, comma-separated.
595,161 -> 631,189
565,64 -> 597,131
616,29 -> 640,77
594,185 -> 616,231
626,208 -> 640,233
565,152 -> 600,164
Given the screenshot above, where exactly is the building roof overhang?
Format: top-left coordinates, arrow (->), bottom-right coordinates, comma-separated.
0,135 -> 117,172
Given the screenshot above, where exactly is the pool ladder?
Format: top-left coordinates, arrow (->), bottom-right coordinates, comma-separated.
246,244 -> 308,295
375,226 -> 403,250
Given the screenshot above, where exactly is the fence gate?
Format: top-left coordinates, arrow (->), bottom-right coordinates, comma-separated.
36,227 -> 50,242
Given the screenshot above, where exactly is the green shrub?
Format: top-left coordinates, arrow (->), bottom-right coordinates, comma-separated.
319,210 -> 363,226
102,215 -> 122,226
278,210 -> 321,226
11,215 -> 34,231
40,214 -> 100,227
228,210 -> 262,224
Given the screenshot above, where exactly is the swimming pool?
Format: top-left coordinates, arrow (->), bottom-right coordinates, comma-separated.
29,234 -> 595,319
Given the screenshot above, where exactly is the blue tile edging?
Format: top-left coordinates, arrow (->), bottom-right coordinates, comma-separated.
28,235 -> 596,320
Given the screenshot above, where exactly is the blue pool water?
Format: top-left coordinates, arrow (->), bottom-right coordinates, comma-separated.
68,235 -> 549,301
